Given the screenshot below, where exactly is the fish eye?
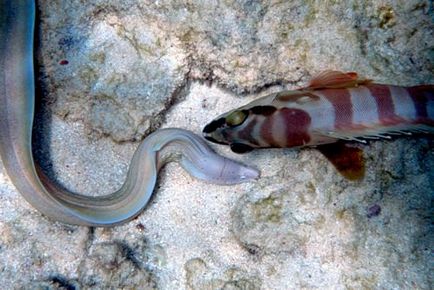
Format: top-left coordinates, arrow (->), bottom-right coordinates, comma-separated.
226,110 -> 248,127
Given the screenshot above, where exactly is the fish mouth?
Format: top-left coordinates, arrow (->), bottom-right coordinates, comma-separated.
202,118 -> 229,145
202,118 -> 226,134
203,133 -> 228,145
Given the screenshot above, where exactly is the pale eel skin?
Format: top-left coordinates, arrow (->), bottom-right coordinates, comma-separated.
0,1 -> 258,226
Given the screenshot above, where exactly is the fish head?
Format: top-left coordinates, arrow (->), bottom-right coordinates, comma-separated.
202,89 -> 319,153
203,102 -> 279,153
202,108 -> 250,143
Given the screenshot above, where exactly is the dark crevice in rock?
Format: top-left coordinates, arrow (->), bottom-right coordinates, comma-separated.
46,275 -> 80,290
115,240 -> 144,270
147,73 -> 193,136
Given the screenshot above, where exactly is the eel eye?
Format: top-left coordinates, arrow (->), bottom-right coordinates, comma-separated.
226,110 -> 248,127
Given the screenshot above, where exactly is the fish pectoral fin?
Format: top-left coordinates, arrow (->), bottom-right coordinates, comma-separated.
307,70 -> 372,89
317,142 -> 365,181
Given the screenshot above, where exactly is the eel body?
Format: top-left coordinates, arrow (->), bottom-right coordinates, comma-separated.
203,71 -> 434,153
0,0 -> 258,226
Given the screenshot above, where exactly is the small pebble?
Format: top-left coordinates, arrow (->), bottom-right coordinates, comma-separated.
367,204 -> 381,218
136,223 -> 145,231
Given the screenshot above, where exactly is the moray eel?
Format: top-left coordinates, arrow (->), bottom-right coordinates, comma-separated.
0,0 -> 258,226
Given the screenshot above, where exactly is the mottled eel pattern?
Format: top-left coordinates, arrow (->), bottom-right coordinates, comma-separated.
0,1 -> 258,226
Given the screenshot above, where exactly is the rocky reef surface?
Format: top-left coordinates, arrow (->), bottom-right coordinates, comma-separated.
0,1 -> 433,289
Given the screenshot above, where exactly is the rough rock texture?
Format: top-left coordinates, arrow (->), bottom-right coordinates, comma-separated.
38,0 -> 190,142
78,240 -> 157,289
0,0 -> 433,289
231,138 -> 433,289
38,0 -> 433,141
185,258 -> 260,290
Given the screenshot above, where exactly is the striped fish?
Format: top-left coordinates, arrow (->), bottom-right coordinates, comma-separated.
203,71 -> 434,179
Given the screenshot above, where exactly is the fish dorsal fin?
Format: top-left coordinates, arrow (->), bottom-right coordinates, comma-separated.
307,70 -> 371,89
275,90 -> 320,103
